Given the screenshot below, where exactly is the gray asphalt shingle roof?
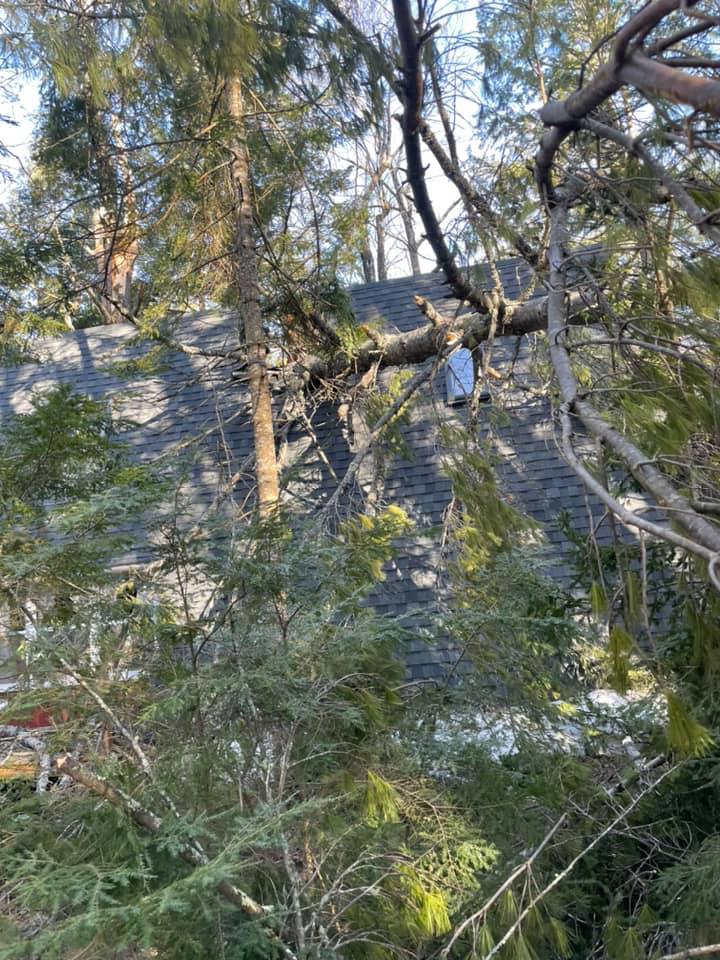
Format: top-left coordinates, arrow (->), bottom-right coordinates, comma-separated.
0,259 -> 628,682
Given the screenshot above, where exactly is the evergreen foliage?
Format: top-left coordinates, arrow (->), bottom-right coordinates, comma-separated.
1,0 -> 720,957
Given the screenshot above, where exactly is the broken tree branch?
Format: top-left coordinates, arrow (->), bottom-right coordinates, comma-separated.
546,199 -> 720,578
657,945 -> 720,960
57,756 -> 278,921
300,287 -> 593,383
0,725 -> 51,793
0,726 -> 290,940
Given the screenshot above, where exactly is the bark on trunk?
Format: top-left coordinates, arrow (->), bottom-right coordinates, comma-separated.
391,166 -> 421,275
86,107 -> 139,325
361,242 -> 376,283
375,207 -> 388,281
90,206 -> 138,325
225,76 -> 280,516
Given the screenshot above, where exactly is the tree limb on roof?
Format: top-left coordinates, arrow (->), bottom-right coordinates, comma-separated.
299,288 -> 595,383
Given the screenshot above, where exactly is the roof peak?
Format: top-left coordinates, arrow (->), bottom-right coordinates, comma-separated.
348,255 -> 531,292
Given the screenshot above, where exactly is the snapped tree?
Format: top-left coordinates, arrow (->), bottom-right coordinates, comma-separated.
1,0 -> 720,957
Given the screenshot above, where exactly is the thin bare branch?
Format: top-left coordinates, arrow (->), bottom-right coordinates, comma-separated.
483,763 -> 679,960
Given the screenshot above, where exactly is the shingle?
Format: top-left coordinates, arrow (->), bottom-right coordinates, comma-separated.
0,260 -> 622,684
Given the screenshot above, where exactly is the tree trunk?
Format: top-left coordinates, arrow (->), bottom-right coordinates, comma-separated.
391,167 -> 421,275
225,76 -> 280,516
361,241 -> 376,283
90,205 -> 138,325
375,205 -> 388,281
86,103 -> 139,325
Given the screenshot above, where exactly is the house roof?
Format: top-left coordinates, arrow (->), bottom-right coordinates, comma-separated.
0,258 -> 634,682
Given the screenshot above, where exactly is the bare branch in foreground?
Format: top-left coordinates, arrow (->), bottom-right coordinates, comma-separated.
440,814 -> 568,958
481,762 -> 679,960
657,945 -> 720,960
0,726 -> 283,930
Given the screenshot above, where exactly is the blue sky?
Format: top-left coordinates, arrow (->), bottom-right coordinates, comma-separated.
1,74 -> 39,181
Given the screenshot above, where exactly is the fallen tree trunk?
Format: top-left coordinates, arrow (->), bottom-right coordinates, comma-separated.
299,289 -> 594,382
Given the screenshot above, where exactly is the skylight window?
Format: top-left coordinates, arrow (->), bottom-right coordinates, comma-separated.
445,347 -> 474,405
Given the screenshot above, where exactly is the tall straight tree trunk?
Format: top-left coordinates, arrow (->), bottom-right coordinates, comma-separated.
375,206 -> 388,281
360,241 -> 376,283
225,75 -> 280,516
391,167 -> 421,275
86,97 -> 139,325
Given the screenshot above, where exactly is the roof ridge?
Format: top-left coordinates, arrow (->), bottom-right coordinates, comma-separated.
1,310 -> 240,375
347,256 -> 532,292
